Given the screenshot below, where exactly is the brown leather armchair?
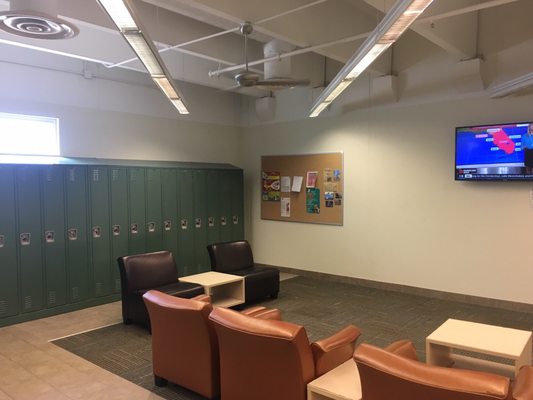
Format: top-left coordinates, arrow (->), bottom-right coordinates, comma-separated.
117,251 -> 204,329
208,306 -> 361,400
142,290 -> 281,399
354,339 -> 533,400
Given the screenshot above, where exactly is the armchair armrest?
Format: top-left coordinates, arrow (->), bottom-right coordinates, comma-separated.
384,339 -> 419,361
311,324 -> 362,377
192,294 -> 211,303
241,306 -> 282,320
514,365 -> 533,400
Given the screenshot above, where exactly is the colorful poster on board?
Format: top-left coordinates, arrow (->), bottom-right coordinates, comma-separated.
306,188 -> 320,214
306,171 -> 318,188
262,171 -> 281,201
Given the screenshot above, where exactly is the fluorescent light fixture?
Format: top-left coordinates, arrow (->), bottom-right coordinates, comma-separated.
309,0 -> 434,117
96,0 -> 189,114
489,72 -> 533,98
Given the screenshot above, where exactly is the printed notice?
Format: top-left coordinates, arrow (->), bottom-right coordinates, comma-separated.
292,176 -> 303,192
281,197 -> 291,217
281,176 -> 291,192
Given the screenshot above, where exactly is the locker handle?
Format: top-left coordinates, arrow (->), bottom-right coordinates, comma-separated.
148,222 -> 156,233
45,231 -> 55,243
164,220 -> 171,231
20,233 -> 31,246
0,234 -> 4,248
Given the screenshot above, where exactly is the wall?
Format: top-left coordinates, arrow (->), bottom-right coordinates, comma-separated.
242,93 -> 533,305
0,45 -> 243,166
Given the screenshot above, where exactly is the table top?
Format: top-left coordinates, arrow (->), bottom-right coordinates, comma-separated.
307,359 -> 361,400
426,319 -> 532,359
180,271 -> 243,287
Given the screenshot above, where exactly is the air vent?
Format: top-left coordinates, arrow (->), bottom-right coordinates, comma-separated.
0,300 -> 7,315
24,295 -> 32,310
48,290 -> 56,305
0,11 -> 78,39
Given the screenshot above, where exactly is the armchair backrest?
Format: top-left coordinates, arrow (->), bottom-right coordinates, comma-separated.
118,251 -> 178,292
354,343 -> 512,400
206,240 -> 254,272
209,307 -> 315,400
143,291 -> 219,399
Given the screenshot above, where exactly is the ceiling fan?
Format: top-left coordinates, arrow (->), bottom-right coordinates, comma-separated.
232,22 -> 309,90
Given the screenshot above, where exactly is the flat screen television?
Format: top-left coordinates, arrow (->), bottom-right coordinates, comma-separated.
455,121 -> 533,181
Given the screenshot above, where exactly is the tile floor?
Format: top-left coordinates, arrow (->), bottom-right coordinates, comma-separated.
0,301 -> 164,400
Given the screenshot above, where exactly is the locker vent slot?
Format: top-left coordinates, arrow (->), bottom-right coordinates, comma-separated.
92,169 -> 100,181
0,300 -> 7,315
71,286 -> 79,300
95,282 -> 103,296
115,279 -> 121,291
24,296 -> 32,310
112,169 -> 119,181
69,169 -> 76,181
49,291 -> 56,305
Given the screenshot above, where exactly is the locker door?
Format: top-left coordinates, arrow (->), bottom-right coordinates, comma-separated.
161,169 -> 178,258
177,170 -> 194,276
230,170 -> 245,241
17,166 -> 44,313
145,168 -> 162,253
0,166 -> 19,318
193,170 -> 209,272
110,167 -> 128,293
65,166 -> 90,303
206,170 -> 220,246
128,168 -> 146,255
89,166 -> 112,297
42,166 -> 67,308
218,170 -> 232,243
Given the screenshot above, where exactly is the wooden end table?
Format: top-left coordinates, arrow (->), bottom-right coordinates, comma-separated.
180,271 -> 245,308
307,359 -> 361,400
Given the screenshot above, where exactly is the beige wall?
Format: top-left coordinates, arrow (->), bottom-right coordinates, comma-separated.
242,94 -> 533,304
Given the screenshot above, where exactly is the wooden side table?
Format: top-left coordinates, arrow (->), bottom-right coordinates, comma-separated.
307,359 -> 361,400
180,271 -> 245,307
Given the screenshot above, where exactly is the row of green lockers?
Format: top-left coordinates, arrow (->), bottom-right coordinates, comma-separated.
0,162 -> 244,326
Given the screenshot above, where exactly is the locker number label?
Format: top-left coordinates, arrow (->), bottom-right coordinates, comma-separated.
195,218 -> 202,228
0,235 -> 4,248
148,222 -> 156,233
208,217 -> 215,228
68,229 -> 78,241
131,224 -> 139,234
20,233 -> 31,246
164,220 -> 171,231
112,225 -> 120,236
45,231 -> 55,243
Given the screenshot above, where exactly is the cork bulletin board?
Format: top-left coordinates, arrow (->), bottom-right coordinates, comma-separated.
261,153 -> 343,225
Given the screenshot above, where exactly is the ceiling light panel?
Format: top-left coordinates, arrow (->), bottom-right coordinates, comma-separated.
123,32 -> 165,76
309,0 -> 434,118
97,0 -> 137,31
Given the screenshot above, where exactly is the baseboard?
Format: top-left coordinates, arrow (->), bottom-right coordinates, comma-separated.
275,266 -> 533,313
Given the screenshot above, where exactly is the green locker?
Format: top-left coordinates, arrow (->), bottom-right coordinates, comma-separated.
145,168 -> 162,253
41,166 -> 67,308
206,170 -> 220,246
161,169 -> 178,258
177,169 -> 194,276
65,166 -> 90,303
0,166 -> 19,318
193,170 -> 209,272
89,166 -> 112,297
110,167 -> 128,293
128,167 -> 146,255
218,170 -> 232,243
230,170 -> 245,241
16,166 -> 44,313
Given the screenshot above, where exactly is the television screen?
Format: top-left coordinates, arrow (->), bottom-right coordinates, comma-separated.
455,121 -> 533,181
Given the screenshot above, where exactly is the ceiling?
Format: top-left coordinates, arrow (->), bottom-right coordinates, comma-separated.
0,0 -> 532,105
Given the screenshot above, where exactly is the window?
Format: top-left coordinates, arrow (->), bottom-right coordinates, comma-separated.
0,112 -> 59,156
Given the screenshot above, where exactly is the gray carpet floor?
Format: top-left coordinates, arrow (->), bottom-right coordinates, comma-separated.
52,276 -> 533,400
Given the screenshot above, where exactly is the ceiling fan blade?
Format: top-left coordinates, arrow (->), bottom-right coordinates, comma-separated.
254,78 -> 310,89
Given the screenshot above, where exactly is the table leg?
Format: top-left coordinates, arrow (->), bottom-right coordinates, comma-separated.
426,342 -> 453,367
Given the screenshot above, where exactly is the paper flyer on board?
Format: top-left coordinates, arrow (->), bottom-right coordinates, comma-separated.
281,176 -> 291,192
281,197 -> 291,217
291,176 -> 303,192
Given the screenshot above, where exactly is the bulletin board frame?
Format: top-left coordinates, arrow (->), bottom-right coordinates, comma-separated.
261,152 -> 343,225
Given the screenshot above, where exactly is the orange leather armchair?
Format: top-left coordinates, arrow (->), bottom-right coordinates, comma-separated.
354,339 -> 533,400
142,290 -> 281,399
208,306 -> 361,400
